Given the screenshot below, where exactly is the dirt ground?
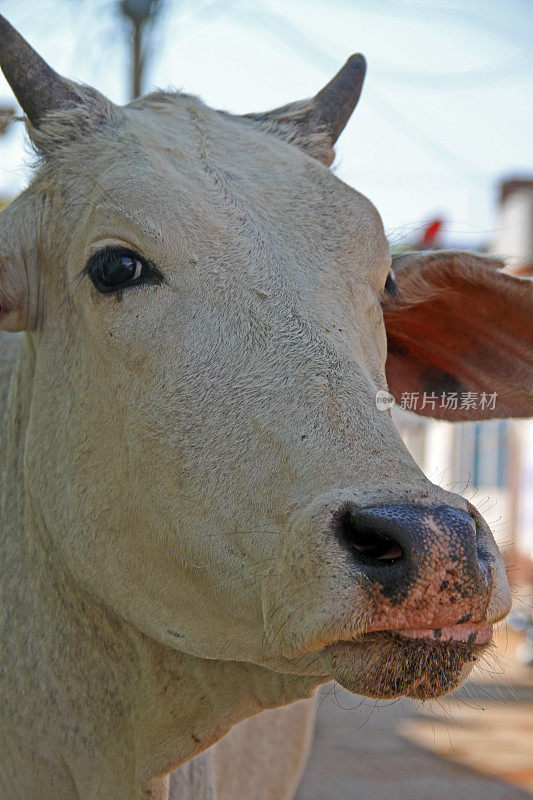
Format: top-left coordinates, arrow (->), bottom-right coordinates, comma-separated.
296,627 -> 533,800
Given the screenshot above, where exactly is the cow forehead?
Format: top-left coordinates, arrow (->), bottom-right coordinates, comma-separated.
64,93 -> 390,285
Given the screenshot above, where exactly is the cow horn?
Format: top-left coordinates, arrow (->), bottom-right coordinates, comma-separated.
312,53 -> 366,144
0,14 -> 81,125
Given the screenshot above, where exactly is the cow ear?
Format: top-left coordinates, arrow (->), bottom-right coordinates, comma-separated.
0,195 -> 38,332
382,250 -> 533,421
244,54 -> 366,167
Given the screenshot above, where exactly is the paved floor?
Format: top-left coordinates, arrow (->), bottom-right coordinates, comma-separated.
296,631 -> 533,800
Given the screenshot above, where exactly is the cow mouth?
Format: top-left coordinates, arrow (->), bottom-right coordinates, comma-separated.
320,622 -> 492,700
393,622 -> 492,645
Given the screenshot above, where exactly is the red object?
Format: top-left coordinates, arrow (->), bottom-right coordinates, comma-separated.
421,218 -> 443,247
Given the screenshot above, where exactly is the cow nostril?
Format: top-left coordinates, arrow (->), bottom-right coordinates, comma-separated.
336,509 -> 404,565
350,527 -> 403,562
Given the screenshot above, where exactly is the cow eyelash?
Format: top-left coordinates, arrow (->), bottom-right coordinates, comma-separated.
82,246 -> 164,295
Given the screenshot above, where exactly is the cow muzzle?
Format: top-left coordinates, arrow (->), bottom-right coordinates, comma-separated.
316,502 -> 507,699
333,503 -> 493,640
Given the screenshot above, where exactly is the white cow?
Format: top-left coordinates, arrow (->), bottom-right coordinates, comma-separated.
0,15 -> 531,800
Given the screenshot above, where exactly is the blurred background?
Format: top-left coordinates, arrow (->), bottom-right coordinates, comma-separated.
1,0 -> 532,797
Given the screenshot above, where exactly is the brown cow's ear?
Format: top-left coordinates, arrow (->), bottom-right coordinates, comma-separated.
0,195 -> 38,331
382,250 -> 533,421
244,54 -> 366,167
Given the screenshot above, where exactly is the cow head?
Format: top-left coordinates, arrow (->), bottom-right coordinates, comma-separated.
1,16 -> 531,700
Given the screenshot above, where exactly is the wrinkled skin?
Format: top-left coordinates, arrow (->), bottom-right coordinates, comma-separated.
1,30 -> 532,800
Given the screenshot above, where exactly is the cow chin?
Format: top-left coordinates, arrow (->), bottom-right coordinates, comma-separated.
320,632 -> 488,700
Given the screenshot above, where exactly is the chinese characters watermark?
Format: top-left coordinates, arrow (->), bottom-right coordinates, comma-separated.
375,390 -> 498,412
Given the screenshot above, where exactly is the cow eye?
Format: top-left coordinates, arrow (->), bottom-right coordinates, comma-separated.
84,247 -> 161,294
